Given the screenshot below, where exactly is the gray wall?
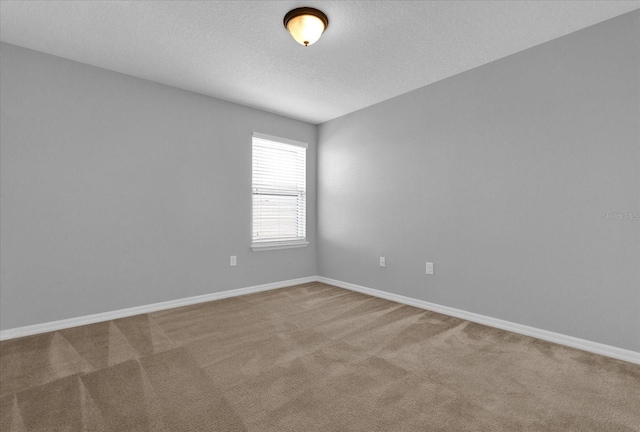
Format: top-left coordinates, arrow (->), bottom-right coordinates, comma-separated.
318,11 -> 640,351
0,42 -> 317,330
2,12 -> 638,352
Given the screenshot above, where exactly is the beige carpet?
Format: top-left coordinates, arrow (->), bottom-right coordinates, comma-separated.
1,282 -> 638,431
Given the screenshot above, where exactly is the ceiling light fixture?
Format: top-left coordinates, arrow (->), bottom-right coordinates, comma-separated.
283,7 -> 329,47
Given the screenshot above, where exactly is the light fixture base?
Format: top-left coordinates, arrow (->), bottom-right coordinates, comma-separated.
283,7 -> 329,31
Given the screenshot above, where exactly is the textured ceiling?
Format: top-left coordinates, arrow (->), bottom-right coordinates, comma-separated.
1,1 -> 638,124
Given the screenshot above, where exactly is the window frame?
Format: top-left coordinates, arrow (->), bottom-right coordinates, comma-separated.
251,132 -> 309,252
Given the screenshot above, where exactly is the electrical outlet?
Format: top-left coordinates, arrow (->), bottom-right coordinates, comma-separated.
380,257 -> 386,267
426,262 -> 434,275
230,256 -> 237,267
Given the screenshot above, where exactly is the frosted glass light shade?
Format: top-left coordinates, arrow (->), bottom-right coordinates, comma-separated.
284,8 -> 328,46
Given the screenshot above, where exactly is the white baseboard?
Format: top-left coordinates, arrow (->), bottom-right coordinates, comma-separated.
317,276 -> 640,365
0,276 -> 316,341
3,275 -> 638,365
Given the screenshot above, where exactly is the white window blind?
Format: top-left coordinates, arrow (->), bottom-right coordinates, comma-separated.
252,133 -> 307,249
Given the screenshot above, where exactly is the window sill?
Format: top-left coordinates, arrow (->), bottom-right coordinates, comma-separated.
251,241 -> 309,252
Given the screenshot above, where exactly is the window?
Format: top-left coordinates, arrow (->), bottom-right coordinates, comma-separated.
252,133 -> 308,251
